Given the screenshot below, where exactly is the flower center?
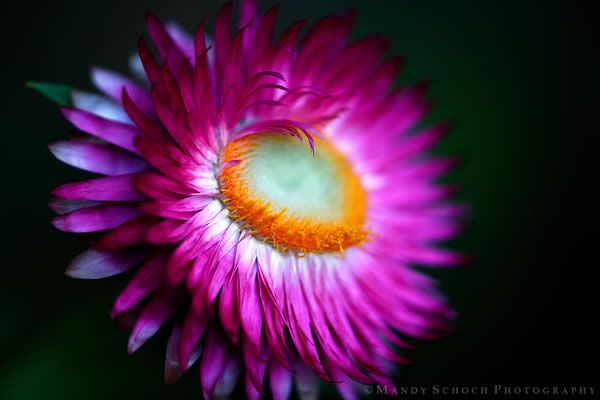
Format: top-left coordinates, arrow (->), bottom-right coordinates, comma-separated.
219,131 -> 368,255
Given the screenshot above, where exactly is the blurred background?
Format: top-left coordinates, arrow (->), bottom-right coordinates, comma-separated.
4,0 -> 584,399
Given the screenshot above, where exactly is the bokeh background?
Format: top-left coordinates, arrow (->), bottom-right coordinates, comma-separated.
4,0 -> 584,399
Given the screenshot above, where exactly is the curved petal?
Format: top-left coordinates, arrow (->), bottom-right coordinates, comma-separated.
72,91 -> 132,124
52,174 -> 146,202
66,246 -> 149,279
61,107 -> 143,155
52,204 -> 141,233
49,140 -> 148,176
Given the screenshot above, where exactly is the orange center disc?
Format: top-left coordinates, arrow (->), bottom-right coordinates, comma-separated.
218,131 -> 368,256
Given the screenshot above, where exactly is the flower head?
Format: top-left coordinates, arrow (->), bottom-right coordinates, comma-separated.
36,0 -> 466,398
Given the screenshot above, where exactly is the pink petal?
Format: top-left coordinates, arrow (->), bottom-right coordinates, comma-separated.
269,359 -> 292,400
52,174 -> 146,202
48,199 -> 104,215
111,248 -> 169,317
122,88 -> 170,143
49,140 -> 148,176
213,3 -> 233,98
61,107 -> 143,155
146,13 -> 186,76
243,333 -> 268,395
219,269 -> 240,345
295,359 -> 320,400
335,380 -> 358,400
95,215 -> 158,250
245,373 -> 261,400
128,289 -> 180,353
66,246 -> 148,279
165,323 -> 203,384
52,203 -> 141,233
165,22 -> 195,60
178,310 -> 211,372
200,325 -> 229,399
71,91 -> 132,124
214,357 -> 241,398
91,66 -> 155,117
237,262 -> 262,358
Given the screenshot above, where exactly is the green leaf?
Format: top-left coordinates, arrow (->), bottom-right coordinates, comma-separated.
26,82 -> 74,107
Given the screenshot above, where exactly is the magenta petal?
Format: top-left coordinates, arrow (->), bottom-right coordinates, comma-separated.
204,230 -> 239,307
239,0 -> 258,30
145,219 -> 187,244
71,91 -> 132,124
128,53 -> 148,83
66,246 -> 148,279
52,204 -> 141,233
214,357 -> 241,398
146,13 -> 186,76
128,289 -> 180,353
165,324 -> 203,384
245,373 -> 261,400
96,216 -> 157,251
49,141 -> 148,176
178,310 -> 210,372
239,273 -> 263,358
111,248 -> 169,317
219,269 -> 240,344
48,199 -> 104,215
295,360 -> 320,400
91,66 -> 155,117
243,334 -> 268,395
269,359 -> 292,400
165,22 -> 195,59
336,379 -> 358,400
283,273 -> 330,380
165,324 -> 184,384
213,3 -> 233,98
52,175 -> 146,202
122,89 -> 170,143
200,325 -> 229,399
395,246 -> 469,267
60,107 -> 144,155
236,241 -> 262,357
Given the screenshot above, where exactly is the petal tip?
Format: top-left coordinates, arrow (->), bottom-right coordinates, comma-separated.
51,216 -> 67,231
64,265 -> 83,279
127,336 -> 142,354
165,361 -> 183,384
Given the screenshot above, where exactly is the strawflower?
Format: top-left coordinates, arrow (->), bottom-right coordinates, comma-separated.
33,1 -> 466,398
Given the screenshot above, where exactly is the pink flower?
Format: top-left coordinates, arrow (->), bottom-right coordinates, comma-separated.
36,1 -> 466,398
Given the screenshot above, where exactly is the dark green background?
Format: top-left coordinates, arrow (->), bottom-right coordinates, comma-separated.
4,0 -> 584,399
